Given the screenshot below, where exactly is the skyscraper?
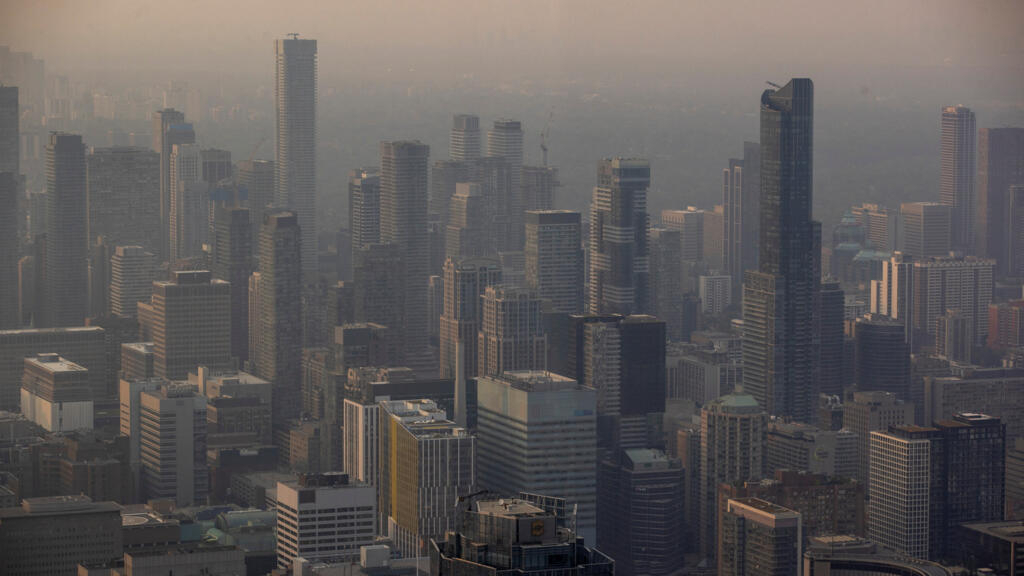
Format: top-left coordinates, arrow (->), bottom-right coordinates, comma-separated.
237,159 -> 275,255
40,132 -> 88,328
487,118 -> 523,195
380,140 -> 434,375
650,228 -> 684,337
255,212 -> 303,424
446,182 -> 492,260
168,141 -> 204,261
477,285 -> 547,377
152,110 -> 194,261
853,314 -> 910,399
439,258 -> 502,379
0,172 -> 18,328
147,270 -> 232,380
1010,186 -> 1024,277
819,280 -> 845,397
108,245 -> 156,318
137,383 -> 208,506
352,243 -> 404,351
662,207 -> 705,262
742,78 -> 821,423
899,201 -> 951,259
977,128 -> 1024,274
211,205 -> 253,364
275,36 -> 318,281
348,166 -> 380,259
522,165 -> 560,211
719,498 -> 802,576
85,146 -> 161,254
0,85 -> 18,174
852,203 -> 899,252
912,255 -> 994,348
450,114 -> 481,162
525,210 -> 583,315
589,158 -> 651,315
844,390 -> 915,487
940,105 -> 976,252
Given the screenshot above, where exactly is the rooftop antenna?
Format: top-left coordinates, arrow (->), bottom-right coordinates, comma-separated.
287,32 -> 300,40
540,110 -> 553,166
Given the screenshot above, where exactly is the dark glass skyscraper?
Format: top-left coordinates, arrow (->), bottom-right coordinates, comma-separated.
40,133 -> 88,328
742,79 -> 821,422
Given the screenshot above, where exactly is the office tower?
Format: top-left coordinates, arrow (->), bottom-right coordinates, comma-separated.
719,498 -> 802,576
912,256 -> 994,347
352,243 -> 404,344
477,286 -> 547,377
522,165 -> 560,211
137,383 -> 208,506
853,315 -> 910,398
765,421 -> 858,478
900,201 -> 952,259
430,159 -> 469,228
108,245 -> 156,317
201,147 -> 232,184
649,229 -> 683,333
0,85 -> 17,173
704,205 -> 725,269
724,156 -> 744,285
819,280 -> 845,397
237,159 -> 275,253
378,399 -> 475,557
988,300 -> 1024,349
851,203 -> 898,252
1008,439 -> 1024,520
743,78 -> 821,423
430,497 -> 614,576
618,315 -> 666,416
977,128 -> 1024,272
247,271 -> 263,366
597,449 -> 685,576
446,182 -> 492,260
589,158 -> 651,315
450,114 -> 480,161
0,172 -> 18,328
0,495 -> 122,576
1010,186 -> 1024,277
476,371 -> 597,542
921,368 -> 1024,443
85,146 -> 161,253
120,342 -> 154,381
0,326 -> 106,411
19,353 -> 94,432
343,398 -> 379,486
699,392 -> 767,560
348,166 -> 380,258
152,108 -> 193,260
275,473 -> 376,568
525,210 -> 583,314
168,142 -> 205,261
253,212 -> 302,423
872,252 -> 916,345
869,414 -> 1004,561
439,258 -> 502,379
667,342 -> 741,405
335,322 -> 392,373
275,36 -> 318,281
935,309 -> 972,364
40,132 -> 88,328
470,154 -> 520,253
487,118 -> 524,196
844,390 -> 914,486
380,140 -> 434,375
86,237 -> 110,319
211,205 -> 252,363
662,207 -> 705,262
148,270 -> 232,380
699,274 -> 732,315
940,106 -> 976,251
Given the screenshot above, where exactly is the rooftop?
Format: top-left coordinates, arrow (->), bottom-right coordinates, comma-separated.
729,497 -> 799,518
961,520 -> 1024,542
476,499 -> 546,518
0,495 -> 120,518
25,353 -> 88,374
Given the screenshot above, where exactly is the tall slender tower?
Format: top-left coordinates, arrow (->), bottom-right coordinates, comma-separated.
487,119 -> 525,248
0,86 -> 18,174
525,210 -> 584,315
211,205 -> 253,364
723,141 -> 760,293
379,140 -> 434,375
589,158 -> 651,315
742,78 -> 820,422
348,167 -> 380,256
151,109 -> 192,262
940,105 -> 976,253
275,36 -> 318,282
450,114 -> 481,162
439,257 -> 501,379
40,133 -> 88,327
977,128 -> 1024,274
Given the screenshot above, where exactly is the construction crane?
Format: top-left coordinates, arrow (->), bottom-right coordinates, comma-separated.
247,135 -> 267,163
287,32 -> 300,40
539,110 -> 553,167
766,80 -> 782,89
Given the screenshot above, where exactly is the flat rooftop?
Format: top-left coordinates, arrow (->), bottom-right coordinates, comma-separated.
962,520 -> 1024,542
25,353 -> 88,374
476,499 -> 546,518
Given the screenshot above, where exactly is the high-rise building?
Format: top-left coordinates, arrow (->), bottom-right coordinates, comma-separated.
662,207 -> 705,262
200,147 -> 232,184
0,326 -> 106,411
275,36 -> 318,281
742,78 -> 821,423
236,159 -> 275,255
900,202 -> 952,259
0,495 -> 122,576
699,274 -> 732,315
988,300 -> 1024,350
650,228 -> 684,338
352,243 -> 404,349
704,205 -> 725,270
719,498 -> 802,576
254,212 -> 303,424
487,118 -> 524,201
819,280 -> 845,397
0,172 -> 19,328
844,390 -> 914,486
108,245 -> 156,318
921,368 -> 1024,445
380,140 -> 434,376
1010,185 -> 1024,278
853,314 -> 910,399
137,383 -> 208,506
19,353 -> 94,432
477,285 -> 547,377
522,165 -> 560,211
765,421 -> 858,479
348,167 -> 380,259
342,398 -> 379,487
589,158 -> 651,315
446,182 -> 492,261
85,146 -> 161,254
439,258 -> 501,379
699,392 -> 768,560
597,449 -> 685,576
1008,438 -> 1024,520
378,399 -> 475,557
476,371 -> 597,542
872,252 -> 917,347
667,341 -> 741,405
450,114 -> 480,162
40,132 -> 88,328
152,108 -> 193,261
211,205 -> 252,364
935,309 -> 973,364
525,210 -> 583,315
275,473 -> 376,568
0,85 -> 18,174
851,203 -> 899,252
429,159 -> 469,229
912,255 -> 994,347
723,142 -> 761,291
940,106 -> 976,252
147,270 -> 232,380
168,141 -> 205,261
977,128 -> 1024,274
869,413 -> 1005,561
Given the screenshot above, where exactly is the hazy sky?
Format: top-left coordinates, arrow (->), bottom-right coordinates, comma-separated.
3,0 -> 1022,84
